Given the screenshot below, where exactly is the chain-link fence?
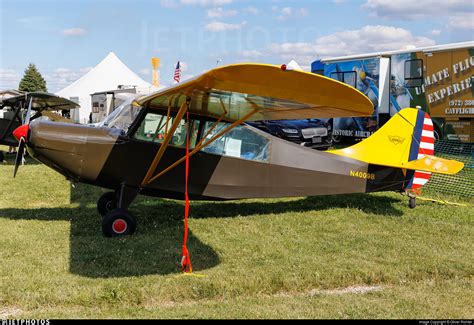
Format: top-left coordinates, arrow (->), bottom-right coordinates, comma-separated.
424,140 -> 474,198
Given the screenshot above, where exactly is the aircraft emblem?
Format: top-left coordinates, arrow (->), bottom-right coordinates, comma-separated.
388,135 -> 406,145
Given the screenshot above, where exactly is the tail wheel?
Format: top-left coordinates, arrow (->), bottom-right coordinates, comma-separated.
409,197 -> 416,209
102,209 -> 137,237
97,191 -> 117,216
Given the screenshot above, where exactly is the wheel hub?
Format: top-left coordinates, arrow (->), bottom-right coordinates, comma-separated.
112,219 -> 127,234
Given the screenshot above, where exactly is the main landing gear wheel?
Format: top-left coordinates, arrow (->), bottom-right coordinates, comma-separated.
102,208 -> 137,237
409,197 -> 417,209
97,191 -> 117,216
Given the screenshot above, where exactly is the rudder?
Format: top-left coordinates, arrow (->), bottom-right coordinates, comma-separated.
405,110 -> 435,190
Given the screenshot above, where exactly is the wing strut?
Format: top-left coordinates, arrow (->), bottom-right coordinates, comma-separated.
141,99 -> 190,187
143,106 -> 259,186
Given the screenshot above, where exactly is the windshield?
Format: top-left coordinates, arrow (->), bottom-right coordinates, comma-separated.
98,99 -> 142,134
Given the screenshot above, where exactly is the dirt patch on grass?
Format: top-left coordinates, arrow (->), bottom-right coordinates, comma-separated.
309,285 -> 384,296
275,285 -> 384,298
0,307 -> 22,318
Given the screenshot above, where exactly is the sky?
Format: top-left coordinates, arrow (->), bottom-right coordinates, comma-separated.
0,0 -> 473,92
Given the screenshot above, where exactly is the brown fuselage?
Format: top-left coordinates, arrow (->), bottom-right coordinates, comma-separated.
27,119 -> 408,202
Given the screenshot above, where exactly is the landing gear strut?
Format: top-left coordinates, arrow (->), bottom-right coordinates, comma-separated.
97,184 -> 140,237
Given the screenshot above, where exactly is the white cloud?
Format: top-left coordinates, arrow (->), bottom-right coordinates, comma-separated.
273,6 -> 309,21
268,25 -> 436,63
0,68 -> 21,89
161,0 -> 233,8
45,67 -> 91,92
180,61 -> 189,72
448,12 -> 474,31
47,68 -> 81,90
62,28 -> 87,36
207,7 -> 238,18
139,68 -> 151,75
205,20 -> 247,32
0,66 -> 94,92
364,1 -> 474,33
363,0 -> 473,22
431,29 -> 442,36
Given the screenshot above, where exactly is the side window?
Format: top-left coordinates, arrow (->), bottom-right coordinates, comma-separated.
201,122 -> 270,162
133,111 -> 200,148
330,71 -> 357,88
404,59 -> 423,88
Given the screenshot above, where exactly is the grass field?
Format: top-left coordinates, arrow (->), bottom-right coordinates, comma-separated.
0,153 -> 473,319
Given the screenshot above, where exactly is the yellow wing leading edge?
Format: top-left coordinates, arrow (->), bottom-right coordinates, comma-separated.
137,63 -> 374,122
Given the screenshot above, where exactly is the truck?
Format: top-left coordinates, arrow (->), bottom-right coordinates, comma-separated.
312,41 -> 474,143
89,87 -> 140,123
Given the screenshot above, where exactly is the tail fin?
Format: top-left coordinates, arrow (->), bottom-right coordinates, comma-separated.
405,110 -> 434,190
329,109 -> 464,183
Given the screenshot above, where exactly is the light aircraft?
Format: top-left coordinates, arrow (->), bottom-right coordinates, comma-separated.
12,64 -> 464,238
0,92 -> 78,161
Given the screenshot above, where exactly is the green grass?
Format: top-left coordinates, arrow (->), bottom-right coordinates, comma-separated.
0,153 -> 473,319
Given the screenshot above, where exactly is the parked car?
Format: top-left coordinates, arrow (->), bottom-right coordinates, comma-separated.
247,119 -> 333,150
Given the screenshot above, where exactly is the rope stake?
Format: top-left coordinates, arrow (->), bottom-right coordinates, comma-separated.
181,110 -> 193,273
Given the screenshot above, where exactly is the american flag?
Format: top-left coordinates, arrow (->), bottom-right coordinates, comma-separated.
174,61 -> 181,83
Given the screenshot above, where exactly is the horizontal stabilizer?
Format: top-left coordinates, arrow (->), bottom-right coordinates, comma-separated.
402,156 -> 464,175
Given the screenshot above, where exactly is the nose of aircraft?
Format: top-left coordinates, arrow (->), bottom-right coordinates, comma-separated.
24,119 -> 120,183
13,124 -> 30,141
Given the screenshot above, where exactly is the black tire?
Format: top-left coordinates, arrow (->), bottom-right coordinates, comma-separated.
0,151 -> 4,163
102,208 -> 137,238
97,191 -> 116,216
409,197 -> 416,209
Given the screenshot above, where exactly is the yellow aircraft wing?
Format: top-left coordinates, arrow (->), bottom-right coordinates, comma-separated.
137,63 -> 374,122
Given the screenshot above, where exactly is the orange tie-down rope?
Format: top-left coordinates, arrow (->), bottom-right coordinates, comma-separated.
181,110 -> 193,273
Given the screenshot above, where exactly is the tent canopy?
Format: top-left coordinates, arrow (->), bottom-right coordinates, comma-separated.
56,52 -> 155,123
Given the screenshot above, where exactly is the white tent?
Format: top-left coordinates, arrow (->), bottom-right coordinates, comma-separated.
57,52 -> 156,123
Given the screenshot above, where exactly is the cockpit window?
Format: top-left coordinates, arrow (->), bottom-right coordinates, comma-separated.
201,122 -> 270,162
98,99 -> 143,134
132,109 -> 270,162
133,111 -> 200,148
